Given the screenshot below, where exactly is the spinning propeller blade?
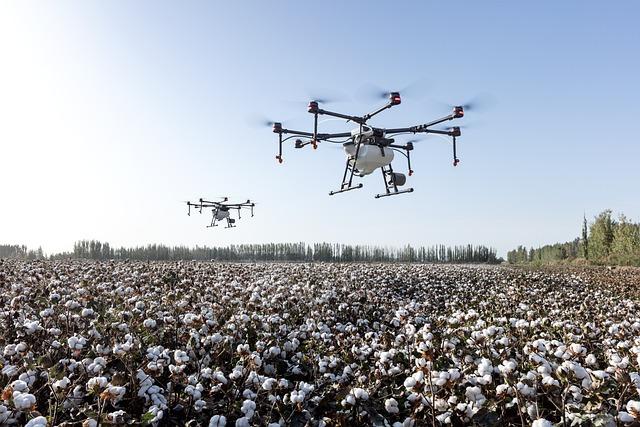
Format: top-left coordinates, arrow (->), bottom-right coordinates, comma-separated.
442,94 -> 494,112
356,80 -> 429,102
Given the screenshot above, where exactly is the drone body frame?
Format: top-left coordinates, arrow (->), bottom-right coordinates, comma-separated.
271,92 -> 464,198
186,197 -> 255,229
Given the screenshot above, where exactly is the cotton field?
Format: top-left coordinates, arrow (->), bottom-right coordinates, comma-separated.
1,261 -> 640,426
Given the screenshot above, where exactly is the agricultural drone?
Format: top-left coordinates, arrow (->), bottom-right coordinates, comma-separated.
186,197 -> 255,228
269,91 -> 468,198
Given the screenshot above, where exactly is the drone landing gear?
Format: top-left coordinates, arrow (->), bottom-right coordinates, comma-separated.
329,151 -> 364,196
375,164 -> 414,199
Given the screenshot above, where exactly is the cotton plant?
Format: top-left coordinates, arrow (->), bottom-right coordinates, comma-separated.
2,260 -> 640,425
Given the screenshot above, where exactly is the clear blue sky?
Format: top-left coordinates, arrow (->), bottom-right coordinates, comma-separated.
1,1 -> 639,256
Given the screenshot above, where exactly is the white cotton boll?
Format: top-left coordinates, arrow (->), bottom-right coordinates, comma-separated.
262,378 -> 277,391
53,376 -> 70,391
385,398 -> 399,414
235,417 -> 250,427
496,336 -> 510,346
569,343 -> 585,355
592,370 -> 608,380
16,342 -> 28,353
496,384 -> 510,395
3,344 -> 16,357
268,346 -> 281,357
12,391 -> 36,410
2,364 -> 18,377
209,415 -> 227,427
241,399 -> 256,418
194,399 -> 206,411
499,359 -> 517,375
87,376 -> 108,391
143,319 -> 157,328
290,390 -> 305,403
531,419 -> 553,427
477,358 -> 493,376
626,400 -> 640,413
67,335 -> 87,350
403,376 -> 417,389
435,377 -> 448,387
25,416 -> 48,427
541,375 -> 559,387
585,353 -> 597,366
619,412 -> 635,423
526,404 -> 537,419
18,371 -> 36,387
353,388 -> 369,400
10,380 -> 29,392
106,385 -> 126,403
174,350 -> 189,363
82,308 -> 95,317
345,394 -> 356,406
436,412 -> 452,424
23,321 -> 42,335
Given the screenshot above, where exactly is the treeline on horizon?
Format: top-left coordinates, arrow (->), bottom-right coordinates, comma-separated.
0,241 -> 500,264
507,210 -> 640,266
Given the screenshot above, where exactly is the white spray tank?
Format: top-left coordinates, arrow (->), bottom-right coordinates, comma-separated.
343,126 -> 394,176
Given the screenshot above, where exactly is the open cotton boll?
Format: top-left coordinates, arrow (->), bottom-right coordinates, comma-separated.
531,419 -> 553,427
619,411 -> 635,423
23,320 -> 42,334
25,416 -> 48,427
290,390 -> 305,403
10,380 -> 29,392
241,399 -> 256,418
385,398 -> 399,413
12,391 -> 36,410
235,417 -> 250,427
143,318 -> 156,328
67,335 -> 87,350
173,350 -> 189,364
1,365 -> 18,377
209,415 -> 227,427
626,400 -> 640,414
349,387 -> 368,401
86,376 -> 108,391
53,376 -> 70,391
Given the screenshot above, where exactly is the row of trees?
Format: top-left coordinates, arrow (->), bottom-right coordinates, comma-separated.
507,210 -> 640,266
4,240 -> 501,264
0,244 -> 44,260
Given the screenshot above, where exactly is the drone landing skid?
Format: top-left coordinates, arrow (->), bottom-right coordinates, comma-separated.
329,183 -> 363,196
329,149 -> 366,196
375,165 -> 414,199
375,188 -> 414,198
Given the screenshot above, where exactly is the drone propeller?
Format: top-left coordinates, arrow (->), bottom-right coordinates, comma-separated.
443,94 -> 494,113
249,115 -> 285,128
441,125 -> 470,131
357,80 -> 429,102
305,87 -> 349,105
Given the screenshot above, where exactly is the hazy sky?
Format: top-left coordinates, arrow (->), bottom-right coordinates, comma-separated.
1,1 -> 639,256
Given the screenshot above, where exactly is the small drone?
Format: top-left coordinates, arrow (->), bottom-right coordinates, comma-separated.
186,197 -> 255,228
270,92 -> 466,198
